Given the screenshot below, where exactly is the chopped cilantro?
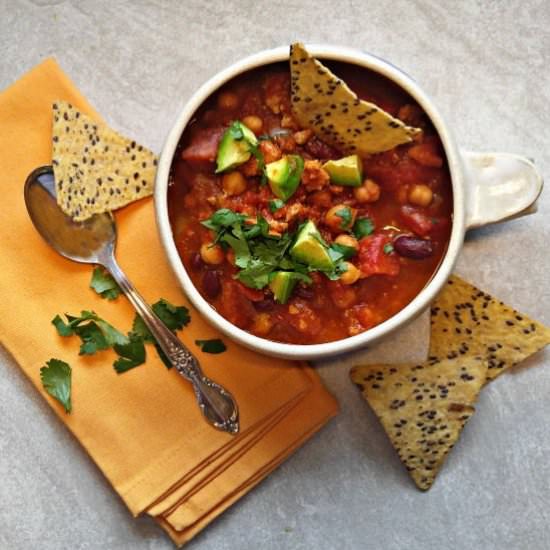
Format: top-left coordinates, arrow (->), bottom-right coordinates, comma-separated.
113,334 -> 146,373
195,339 -> 227,354
353,217 -> 374,239
269,199 -> 285,213
249,143 -> 266,184
335,206 -> 353,230
52,311 -> 127,355
132,299 -> 191,343
90,267 -> 121,300
40,359 -> 72,413
201,208 -> 247,233
384,243 -> 395,254
228,120 -> 244,140
152,299 -> 190,331
329,243 -> 357,261
238,259 -> 274,289
222,230 -> 251,268
131,299 -> 191,370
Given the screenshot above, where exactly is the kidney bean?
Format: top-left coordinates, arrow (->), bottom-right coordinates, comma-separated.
202,270 -> 221,298
254,298 -> 276,312
394,235 -> 434,259
190,252 -> 204,271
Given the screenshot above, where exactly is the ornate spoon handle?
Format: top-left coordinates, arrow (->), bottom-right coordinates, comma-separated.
101,251 -> 239,434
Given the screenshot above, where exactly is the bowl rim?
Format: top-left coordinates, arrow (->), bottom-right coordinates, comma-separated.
154,44 -> 466,359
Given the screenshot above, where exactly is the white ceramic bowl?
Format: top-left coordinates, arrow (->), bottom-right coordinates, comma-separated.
155,44 -> 542,359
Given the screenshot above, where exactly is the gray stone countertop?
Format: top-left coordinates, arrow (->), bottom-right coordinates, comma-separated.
1,1 -> 549,548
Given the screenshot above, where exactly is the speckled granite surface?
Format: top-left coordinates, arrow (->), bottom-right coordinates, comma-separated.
1,1 -> 549,548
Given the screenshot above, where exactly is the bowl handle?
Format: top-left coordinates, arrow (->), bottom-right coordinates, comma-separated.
462,151 -> 543,230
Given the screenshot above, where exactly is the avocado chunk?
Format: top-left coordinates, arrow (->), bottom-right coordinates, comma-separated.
290,220 -> 334,270
266,154 -> 304,201
215,121 -> 258,173
323,154 -> 363,186
269,271 -> 298,304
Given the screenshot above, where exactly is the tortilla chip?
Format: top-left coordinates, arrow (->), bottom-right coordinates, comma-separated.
52,101 -> 158,221
289,43 -> 421,156
351,357 -> 487,490
429,275 -> 550,383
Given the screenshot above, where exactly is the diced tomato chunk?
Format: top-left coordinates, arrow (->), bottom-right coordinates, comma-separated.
358,234 -> 400,277
181,127 -> 224,165
399,205 -> 434,236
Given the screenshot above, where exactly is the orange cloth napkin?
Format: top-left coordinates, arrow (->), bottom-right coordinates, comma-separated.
0,59 -> 339,546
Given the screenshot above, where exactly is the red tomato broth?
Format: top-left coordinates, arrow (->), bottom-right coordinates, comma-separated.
168,61 -> 453,345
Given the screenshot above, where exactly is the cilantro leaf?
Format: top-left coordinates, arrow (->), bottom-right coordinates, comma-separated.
90,267 -> 121,300
384,243 -> 395,254
353,217 -> 374,239
154,342 -> 172,369
201,209 -> 248,234
228,121 -> 245,140
152,299 -> 190,331
52,311 -> 127,355
40,359 -> 72,413
329,243 -> 357,260
237,259 -> 274,289
51,314 -> 74,336
222,226 -> 251,268
335,206 -> 353,230
113,335 -> 146,373
269,199 -> 285,213
131,299 -> 191,369
195,339 -> 227,354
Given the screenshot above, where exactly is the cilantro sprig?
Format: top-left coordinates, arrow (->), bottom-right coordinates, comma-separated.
52,311 -> 127,355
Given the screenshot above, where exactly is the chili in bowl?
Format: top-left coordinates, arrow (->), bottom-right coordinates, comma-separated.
155,45 -> 542,359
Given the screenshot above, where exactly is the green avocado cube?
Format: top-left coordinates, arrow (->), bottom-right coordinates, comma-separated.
266,154 -> 304,201
290,220 -> 334,270
269,271 -> 298,304
323,154 -> 363,187
215,121 -> 258,173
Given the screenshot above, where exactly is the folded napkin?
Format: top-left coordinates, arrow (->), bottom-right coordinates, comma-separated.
0,59 -> 339,546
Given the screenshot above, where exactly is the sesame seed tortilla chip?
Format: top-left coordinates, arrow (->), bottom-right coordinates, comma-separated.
289,43 -> 421,156
350,357 -> 487,491
429,275 -> 550,383
52,101 -> 157,221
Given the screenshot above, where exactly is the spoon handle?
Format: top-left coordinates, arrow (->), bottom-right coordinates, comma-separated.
101,253 -> 239,434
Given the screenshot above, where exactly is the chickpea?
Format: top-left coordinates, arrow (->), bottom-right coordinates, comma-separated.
222,171 -> 247,196
354,178 -> 381,203
408,184 -> 433,207
242,115 -> 263,135
334,234 -> 359,251
217,91 -> 239,110
340,262 -> 361,285
325,204 -> 357,232
200,242 -> 224,265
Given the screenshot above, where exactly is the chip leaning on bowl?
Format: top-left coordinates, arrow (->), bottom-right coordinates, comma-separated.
168,44 -> 453,345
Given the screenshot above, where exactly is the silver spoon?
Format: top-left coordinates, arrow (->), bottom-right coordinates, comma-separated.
24,166 -> 239,434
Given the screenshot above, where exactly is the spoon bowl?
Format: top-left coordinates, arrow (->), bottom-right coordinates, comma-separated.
24,166 -> 239,434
